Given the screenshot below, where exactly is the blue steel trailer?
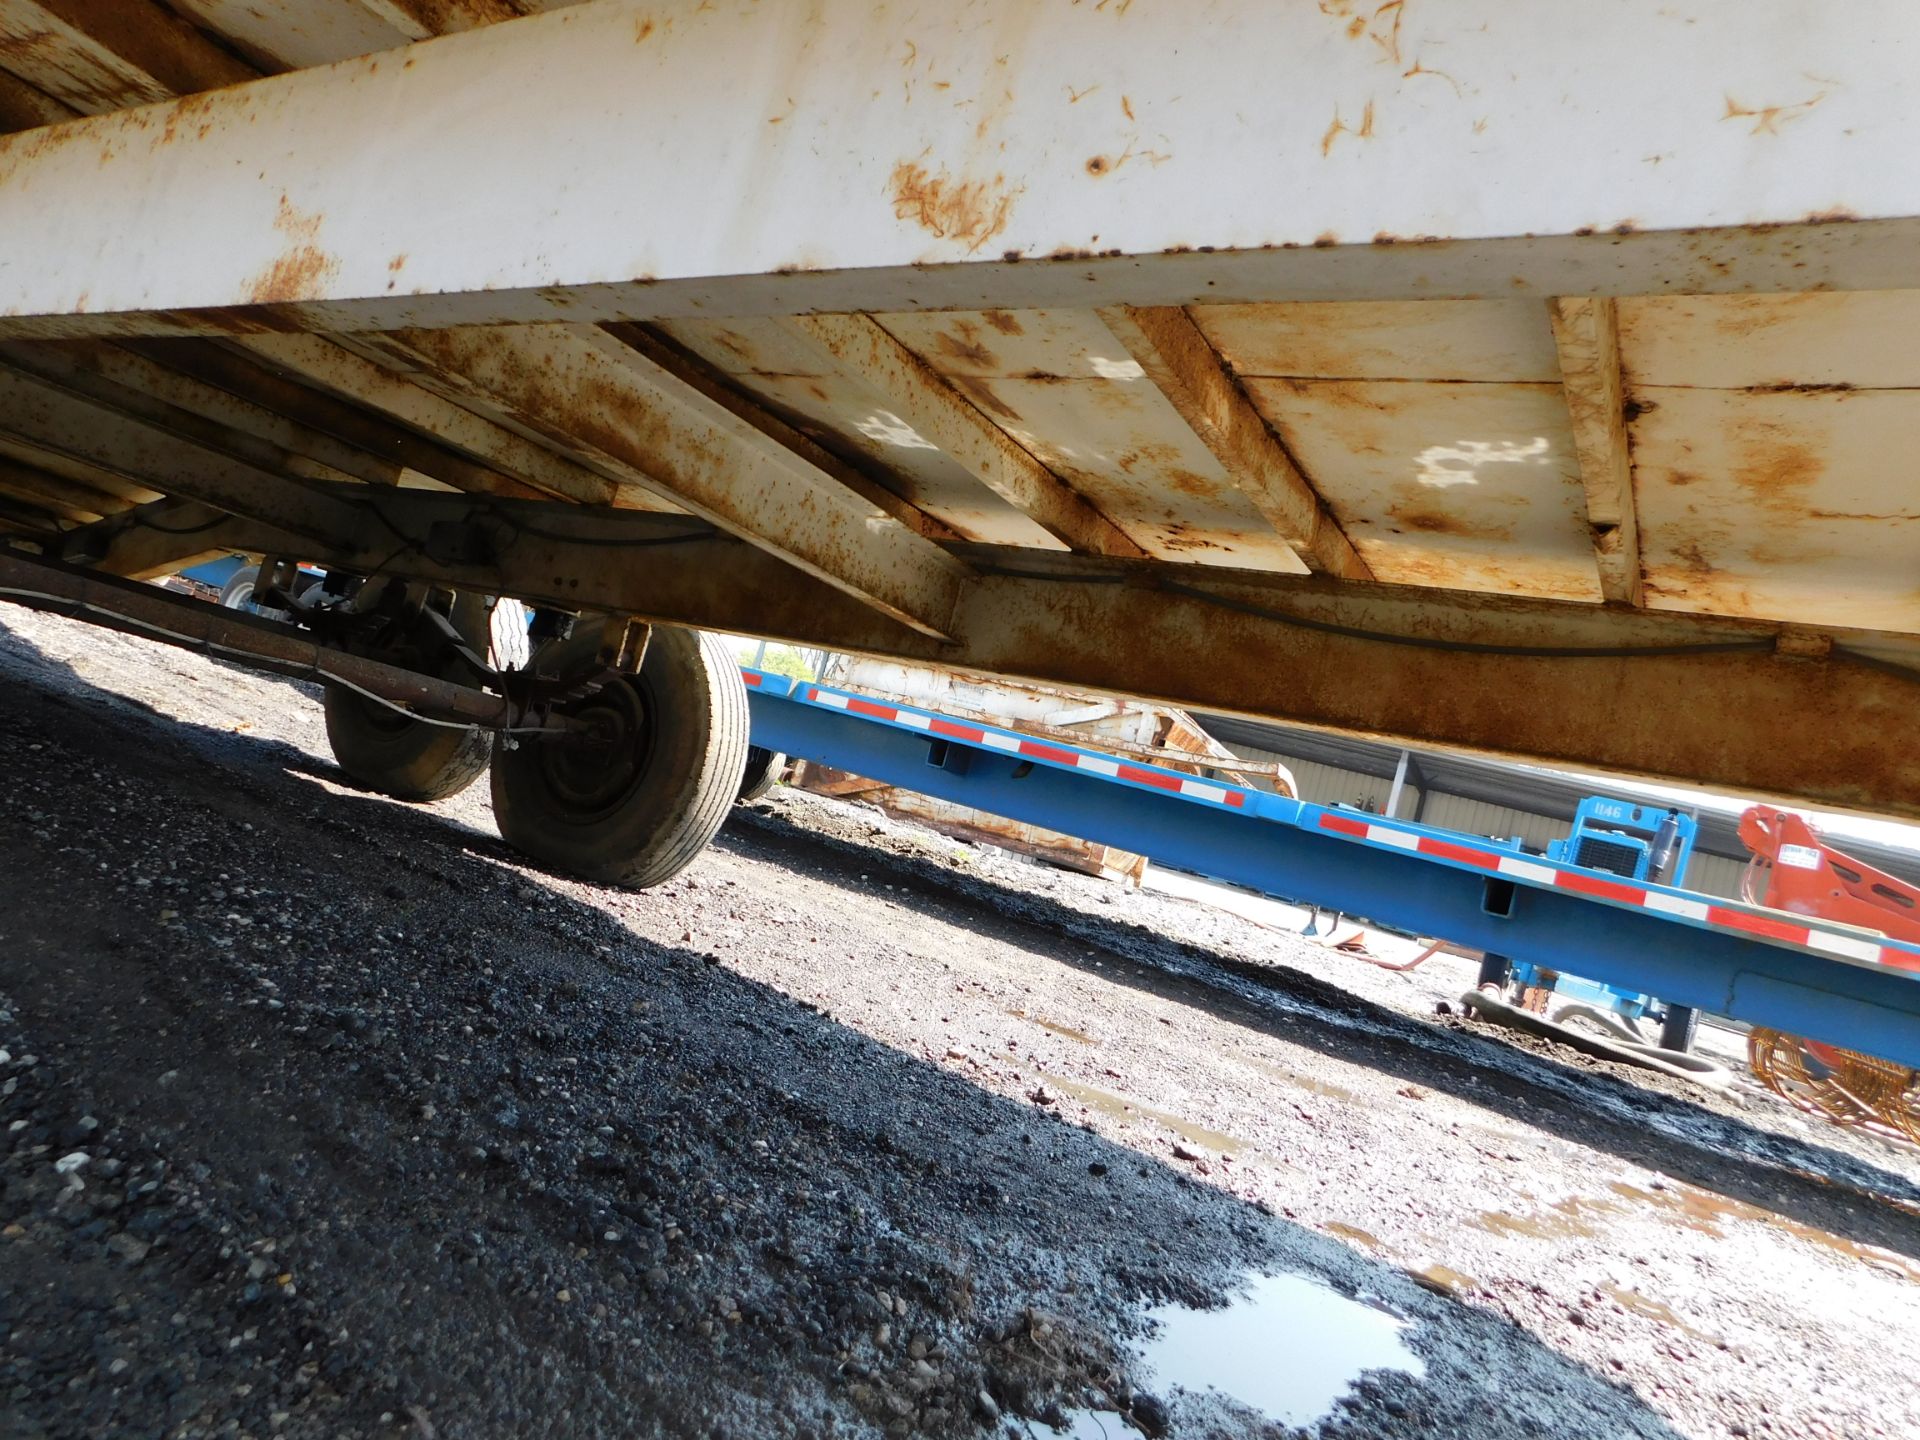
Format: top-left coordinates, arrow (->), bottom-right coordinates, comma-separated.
741,669 -> 1920,1070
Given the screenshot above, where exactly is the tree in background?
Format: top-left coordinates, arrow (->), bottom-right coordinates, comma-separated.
733,640 -> 816,682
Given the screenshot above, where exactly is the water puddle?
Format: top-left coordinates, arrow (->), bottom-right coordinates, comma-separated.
1409,1263 -> 1479,1297
1323,1221 -> 1383,1250
1602,1285 -> 1716,1342
1048,1272 -> 1425,1436
1602,1181 -> 1920,1283
1472,1208 -> 1599,1242
1474,1182 -> 1920,1285
1006,1007 -> 1095,1045
1247,1057 -> 1361,1106
1035,1069 -> 1259,1160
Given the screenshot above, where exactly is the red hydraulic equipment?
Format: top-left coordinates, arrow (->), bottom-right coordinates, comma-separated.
1739,805 -> 1920,1142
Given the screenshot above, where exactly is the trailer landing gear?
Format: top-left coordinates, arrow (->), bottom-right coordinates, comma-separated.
1658,1004 -> 1699,1055
491,626 -> 748,888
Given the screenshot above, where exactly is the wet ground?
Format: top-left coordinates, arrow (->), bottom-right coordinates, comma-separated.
1,602 -> 1917,1440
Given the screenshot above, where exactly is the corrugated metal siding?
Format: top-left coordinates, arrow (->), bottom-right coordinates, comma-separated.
1683,854 -> 1750,903
1419,793 -> 1565,853
1224,743 -> 1751,901
1271,756 -> 1398,814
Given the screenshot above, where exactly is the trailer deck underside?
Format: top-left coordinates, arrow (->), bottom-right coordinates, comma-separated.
1,1 -> 1918,815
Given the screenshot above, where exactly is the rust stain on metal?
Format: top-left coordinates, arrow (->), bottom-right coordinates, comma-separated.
1113,441 -> 1182,475
1320,99 -> 1375,157
1320,0 -> 1403,64
1402,60 -> 1462,96
1278,376 -> 1402,414
1730,429 -> 1823,512
246,196 -> 338,306
981,310 -> 1025,337
1385,490 -> 1514,541
158,301 -> 311,337
1164,468 -> 1219,498
160,92 -> 219,147
1669,540 -> 1717,583
1749,381 -> 1856,395
888,160 -> 1020,253
635,16 -> 656,43
1722,89 -> 1828,135
949,374 -> 1022,424
929,318 -> 999,372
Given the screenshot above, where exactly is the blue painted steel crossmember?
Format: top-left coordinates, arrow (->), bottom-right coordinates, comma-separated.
741,671 -> 1920,1068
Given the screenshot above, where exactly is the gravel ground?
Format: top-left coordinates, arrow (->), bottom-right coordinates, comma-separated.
2,602 -> 1918,1440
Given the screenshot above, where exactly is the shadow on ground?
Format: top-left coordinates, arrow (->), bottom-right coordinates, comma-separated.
0,613 -> 1720,1438
720,804 -> 1920,1259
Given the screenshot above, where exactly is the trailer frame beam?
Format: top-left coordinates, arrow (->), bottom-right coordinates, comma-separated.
32,479 -> 1920,822
1551,298 -> 1645,608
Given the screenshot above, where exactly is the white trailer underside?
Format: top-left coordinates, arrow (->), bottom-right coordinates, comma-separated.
0,0 -> 1916,816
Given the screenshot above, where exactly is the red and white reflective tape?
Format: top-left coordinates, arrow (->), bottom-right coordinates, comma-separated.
803,687 -> 1246,809
1316,813 -> 1919,971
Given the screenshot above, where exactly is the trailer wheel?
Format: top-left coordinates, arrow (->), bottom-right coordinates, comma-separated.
324,589 -> 494,802
737,745 -> 786,803
489,597 -> 532,672
490,626 -> 748,888
1658,1003 -> 1700,1054
218,564 -> 289,621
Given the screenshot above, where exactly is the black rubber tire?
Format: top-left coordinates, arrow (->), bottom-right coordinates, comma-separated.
1658,1003 -> 1700,1054
217,563 -> 292,622
490,626 -> 748,888
217,564 -> 259,609
323,589 -> 494,803
219,564 -> 321,618
737,745 -> 786,803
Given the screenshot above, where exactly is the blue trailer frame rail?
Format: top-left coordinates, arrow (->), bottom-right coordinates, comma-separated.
742,670 -> 1920,1068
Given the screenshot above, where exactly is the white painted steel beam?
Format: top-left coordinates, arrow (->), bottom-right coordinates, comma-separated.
229,333 -> 645,509
600,323 -> 961,543
370,324 -> 970,636
1550,299 -> 1644,607
1,1 -> 1918,336
1098,306 -> 1370,580
0,366 -> 373,552
0,340 -> 403,488
789,314 -> 1143,558
0,454 -> 115,524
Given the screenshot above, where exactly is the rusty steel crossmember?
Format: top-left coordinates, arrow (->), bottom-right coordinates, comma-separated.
0,546 -> 570,736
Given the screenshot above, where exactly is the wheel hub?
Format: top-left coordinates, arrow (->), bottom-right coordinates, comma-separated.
541,677 -> 651,815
